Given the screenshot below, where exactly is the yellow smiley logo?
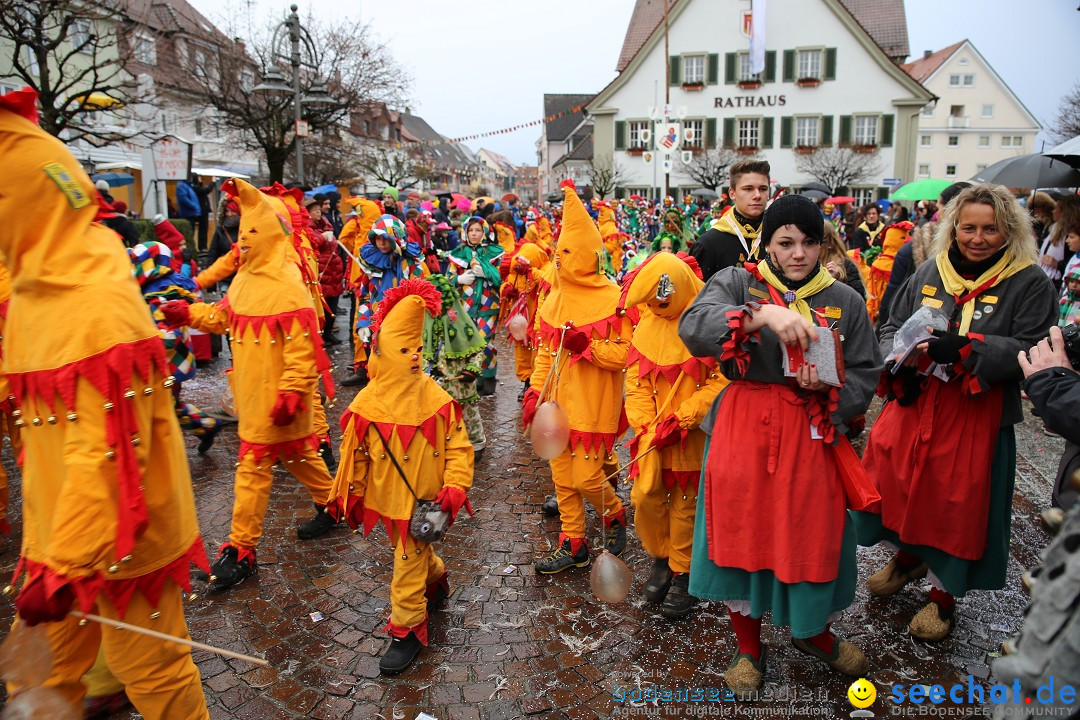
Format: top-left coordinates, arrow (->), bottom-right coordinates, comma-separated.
848,678 -> 877,709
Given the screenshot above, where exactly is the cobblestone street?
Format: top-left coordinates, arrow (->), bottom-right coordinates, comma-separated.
0,332 -> 1066,720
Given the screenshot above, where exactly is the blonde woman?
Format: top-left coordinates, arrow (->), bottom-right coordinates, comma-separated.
821,221 -> 866,298
854,184 -> 1058,642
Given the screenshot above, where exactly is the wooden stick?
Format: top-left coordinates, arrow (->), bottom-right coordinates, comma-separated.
603,444 -> 660,484
69,612 -> 269,666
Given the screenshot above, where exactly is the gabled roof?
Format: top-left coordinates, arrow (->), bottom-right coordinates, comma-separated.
399,112 -> 477,170
616,0 -> 909,73
553,131 -> 593,168
479,148 -> 516,173
543,94 -> 594,142
901,40 -> 965,83
120,0 -> 229,45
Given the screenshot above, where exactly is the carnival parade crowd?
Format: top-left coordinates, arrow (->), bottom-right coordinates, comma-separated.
2,84 -> 1079,717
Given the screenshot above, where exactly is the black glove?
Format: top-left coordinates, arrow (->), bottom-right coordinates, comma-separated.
460,369 -> 479,384
925,330 -> 970,364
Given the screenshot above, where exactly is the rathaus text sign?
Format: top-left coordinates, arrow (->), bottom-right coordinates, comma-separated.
713,95 -> 788,108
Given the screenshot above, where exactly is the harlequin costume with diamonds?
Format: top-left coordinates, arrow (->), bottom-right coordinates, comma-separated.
447,217 -> 505,390
339,197 -> 383,379
618,251 -> 727,613
161,179 -> 338,592
0,87 -> 209,718
326,279 -> 473,674
524,181 -> 631,573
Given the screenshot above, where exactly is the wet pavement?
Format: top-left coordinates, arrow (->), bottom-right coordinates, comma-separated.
0,327 -> 1067,720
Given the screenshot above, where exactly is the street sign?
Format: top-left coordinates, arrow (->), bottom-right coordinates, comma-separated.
295,119 -> 310,138
883,178 -> 903,187
153,136 -> 191,181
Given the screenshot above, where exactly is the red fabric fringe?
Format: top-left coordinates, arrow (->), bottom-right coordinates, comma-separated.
719,306 -> 760,375
13,537 -> 208,619
238,433 -> 321,465
370,278 -> 443,339
537,315 -> 622,365
558,533 -> 586,556
626,344 -> 717,385
385,615 -> 429,646
340,400 -> 461,453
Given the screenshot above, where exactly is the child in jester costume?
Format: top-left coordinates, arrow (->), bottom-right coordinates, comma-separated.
422,274 -> 488,459
447,217 -> 504,396
128,241 -> 221,453
327,278 -> 474,675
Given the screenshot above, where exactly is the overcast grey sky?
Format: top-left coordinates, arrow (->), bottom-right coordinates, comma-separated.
187,0 -> 1079,165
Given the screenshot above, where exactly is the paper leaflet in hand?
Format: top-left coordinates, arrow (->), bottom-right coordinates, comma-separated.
887,306 -> 948,373
780,328 -> 844,387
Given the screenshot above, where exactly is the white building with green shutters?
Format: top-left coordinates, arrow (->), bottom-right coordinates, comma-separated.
587,0 -> 934,205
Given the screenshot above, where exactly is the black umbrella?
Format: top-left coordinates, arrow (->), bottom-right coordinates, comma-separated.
970,153 -> 1080,188
798,181 -> 833,196
1044,135 -> 1080,170
689,188 -> 718,199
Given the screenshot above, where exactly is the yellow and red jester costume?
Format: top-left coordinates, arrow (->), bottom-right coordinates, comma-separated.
524,181 -> 631,574
339,197 -> 382,382
594,200 -> 627,276
0,88 -> 208,718
618,252 -> 728,616
162,179 -> 338,592
499,242 -> 550,392
0,258 -> 22,537
326,278 -> 473,675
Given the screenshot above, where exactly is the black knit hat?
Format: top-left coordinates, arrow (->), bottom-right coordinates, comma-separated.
761,194 -> 824,245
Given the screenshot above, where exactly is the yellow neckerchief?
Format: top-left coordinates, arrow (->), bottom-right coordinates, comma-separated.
935,247 -> 1031,334
754,258 -> 835,323
712,207 -> 762,257
858,222 -> 883,245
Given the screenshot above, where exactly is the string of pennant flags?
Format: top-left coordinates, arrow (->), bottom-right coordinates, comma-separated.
412,104 -> 586,146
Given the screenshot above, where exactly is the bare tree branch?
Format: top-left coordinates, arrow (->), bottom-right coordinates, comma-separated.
794,147 -> 884,192
1049,81 -> 1080,145
678,148 -> 739,191
589,153 -> 629,199
356,143 -> 433,191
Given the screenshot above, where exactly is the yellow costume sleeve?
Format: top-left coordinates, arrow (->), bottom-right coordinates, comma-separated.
441,411 -> 474,493
624,360 -> 658,434
674,370 -> 729,430
328,414 -> 371,504
529,336 -> 554,392
587,316 -> 631,372
195,250 -> 239,289
187,301 -> 232,335
278,317 -> 319,397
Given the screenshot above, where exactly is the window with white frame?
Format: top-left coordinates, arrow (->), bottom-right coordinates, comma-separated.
917,163 -> 930,177
945,164 -> 957,177
795,116 -> 819,147
981,104 -> 994,118
70,19 -> 92,54
683,55 -> 705,84
1002,135 -> 1023,148
241,69 -> 255,93
133,33 -> 156,65
684,119 -> 704,148
920,135 -> 931,147
852,188 -> 874,207
738,118 -> 760,148
22,46 -> 40,75
628,120 -> 650,149
978,135 -> 990,148
853,115 -> 878,145
738,53 -> 757,82
948,135 -> 959,147
948,73 -> 975,87
194,48 -> 208,78
797,49 -> 822,80
964,74 -> 975,86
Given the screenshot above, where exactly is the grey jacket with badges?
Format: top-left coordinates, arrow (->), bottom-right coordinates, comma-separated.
678,265 -> 883,436
880,260 -> 1057,426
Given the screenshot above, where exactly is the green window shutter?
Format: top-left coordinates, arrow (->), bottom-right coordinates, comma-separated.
707,53 -> 720,85
875,187 -> 889,201
824,48 -> 837,81
764,51 -> 777,83
705,118 -> 717,148
670,56 -> 681,85
821,115 -> 834,146
615,121 -> 626,150
780,116 -> 793,148
722,118 -> 735,148
839,115 -> 853,146
761,117 -> 774,149
782,50 -> 796,82
880,113 -> 895,147
724,52 -> 737,84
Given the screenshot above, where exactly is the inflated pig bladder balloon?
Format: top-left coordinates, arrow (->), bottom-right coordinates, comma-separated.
0,623 -> 52,688
590,550 -> 632,603
507,314 -> 529,342
530,401 -> 570,459
2,687 -> 80,720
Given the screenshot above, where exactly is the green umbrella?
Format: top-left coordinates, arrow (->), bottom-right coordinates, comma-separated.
890,178 -> 953,202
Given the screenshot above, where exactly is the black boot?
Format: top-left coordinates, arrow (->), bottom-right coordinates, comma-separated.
196,421 -> 222,454
379,632 -> 423,675
660,573 -> 696,619
341,367 -> 368,387
473,448 -> 484,464
535,538 -> 590,574
208,545 -> 257,592
319,440 -> 338,474
605,518 -> 627,557
297,505 -> 337,540
643,557 -> 673,602
541,496 -> 560,517
477,376 -> 496,396
517,380 -> 529,400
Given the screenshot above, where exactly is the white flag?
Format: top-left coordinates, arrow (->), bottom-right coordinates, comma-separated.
750,0 -> 766,75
